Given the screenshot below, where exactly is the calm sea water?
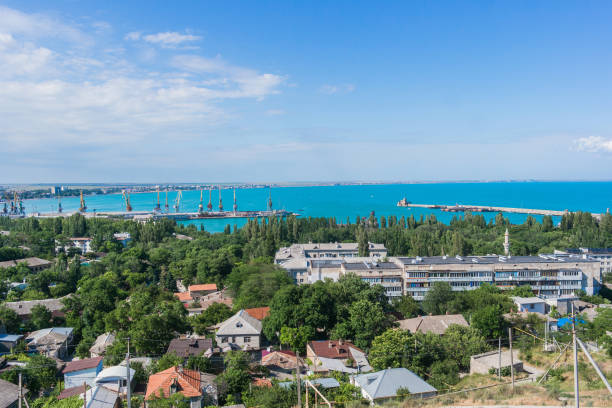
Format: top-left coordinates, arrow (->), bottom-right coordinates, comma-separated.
21,182 -> 612,233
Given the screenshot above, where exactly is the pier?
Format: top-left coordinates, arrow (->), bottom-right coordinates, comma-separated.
396,198 -> 604,219
32,209 -> 298,221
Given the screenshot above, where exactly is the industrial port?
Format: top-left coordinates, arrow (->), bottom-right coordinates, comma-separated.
2,186 -> 298,220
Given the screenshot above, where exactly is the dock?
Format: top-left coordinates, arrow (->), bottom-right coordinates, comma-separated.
396,198 -> 603,219
31,209 -> 298,221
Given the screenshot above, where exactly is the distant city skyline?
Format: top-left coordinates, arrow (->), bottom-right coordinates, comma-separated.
1,1 -> 612,182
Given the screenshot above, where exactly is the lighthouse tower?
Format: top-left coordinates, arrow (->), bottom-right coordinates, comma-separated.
503,228 -> 510,256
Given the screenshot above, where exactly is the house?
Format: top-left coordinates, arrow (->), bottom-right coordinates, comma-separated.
306,340 -> 372,373
4,295 -> 70,320
470,350 -> 523,375
216,310 -> 264,350
83,385 -> 122,408
504,311 -> 558,333
188,284 -> 218,300
261,350 -> 302,379
90,333 -> 115,358
511,297 -> 548,314
166,338 -> 213,359
26,327 -> 73,359
58,237 -> 93,254
113,233 -> 132,247
63,356 -> 104,388
191,290 -> 233,315
95,365 -> 135,396
397,314 -> 469,335
351,368 -> 437,402
174,291 -> 193,306
0,257 -> 52,272
146,366 -> 209,407
57,384 -> 87,400
0,334 -> 23,355
0,378 -> 26,408
244,307 -> 270,321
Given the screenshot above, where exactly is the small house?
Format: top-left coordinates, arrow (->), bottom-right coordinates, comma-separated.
95,365 -> 135,396
0,378 -> 27,408
63,356 -> 104,388
216,310 -> 265,350
166,338 -> 213,359
0,334 -> 23,355
26,327 -> 73,359
511,297 -> 547,314
397,314 -> 469,335
89,333 -> 115,358
146,366 -> 210,408
351,368 -> 437,402
470,350 -> 523,375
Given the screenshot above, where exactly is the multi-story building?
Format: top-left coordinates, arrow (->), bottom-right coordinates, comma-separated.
554,248 -> 612,275
275,242 -> 388,283
394,254 -> 601,300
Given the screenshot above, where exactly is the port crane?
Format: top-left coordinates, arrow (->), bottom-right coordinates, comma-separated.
218,185 -> 223,211
198,189 -> 204,213
207,188 -> 213,211
154,187 -> 161,212
165,190 -> 169,212
233,188 -> 238,213
174,190 -> 182,212
122,190 -> 132,211
79,190 -> 87,212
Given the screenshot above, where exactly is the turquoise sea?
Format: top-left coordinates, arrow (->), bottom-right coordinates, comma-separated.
21,182 -> 612,233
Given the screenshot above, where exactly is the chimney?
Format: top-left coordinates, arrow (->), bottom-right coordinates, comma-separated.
339,339 -> 344,346
328,341 -> 332,348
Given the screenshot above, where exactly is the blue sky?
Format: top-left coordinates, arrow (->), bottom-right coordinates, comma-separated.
1,1 -> 612,183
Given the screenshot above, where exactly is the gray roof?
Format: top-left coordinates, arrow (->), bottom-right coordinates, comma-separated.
511,296 -> 548,305
343,261 -> 400,271
89,332 -> 115,355
353,368 -> 436,400
217,310 -> 262,336
395,254 -> 598,266
0,378 -> 25,408
0,257 -> 52,269
5,295 -> 70,316
279,378 -> 340,389
26,327 -> 73,345
85,385 -> 120,408
398,314 -> 469,335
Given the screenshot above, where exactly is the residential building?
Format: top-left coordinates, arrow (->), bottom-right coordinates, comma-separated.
511,297 -> 548,314
306,340 -> 372,374
0,334 -> 23,355
82,386 -> 121,408
397,314 -> 469,335
63,356 -> 104,388
470,350 -> 522,374
244,306 -> 270,321
261,350 -> 301,377
113,233 -> 132,247
25,327 -> 73,359
0,257 -> 52,272
395,254 -> 601,300
95,365 -> 135,396
64,237 -> 94,253
0,378 -> 26,408
4,295 -> 70,320
216,310 -> 265,350
275,242 -> 388,282
175,288 -> 233,315
351,368 -> 437,402
166,338 -> 213,359
554,248 -> 612,275
188,284 -> 218,300
89,332 -> 115,358
57,385 -> 87,400
145,366 -> 208,408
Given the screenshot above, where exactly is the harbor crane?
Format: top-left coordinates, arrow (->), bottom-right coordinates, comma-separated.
174,190 -> 182,212
218,185 -> 223,211
198,189 -> 204,213
79,190 -> 87,212
122,190 -> 132,211
165,190 -> 169,212
233,187 -> 238,213
207,188 -> 213,211
154,187 -> 161,212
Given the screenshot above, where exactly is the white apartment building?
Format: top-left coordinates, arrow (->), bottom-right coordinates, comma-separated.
554,248 -> 612,275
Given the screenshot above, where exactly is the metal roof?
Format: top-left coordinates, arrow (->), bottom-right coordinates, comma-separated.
395,255 -> 598,266
352,368 -> 436,400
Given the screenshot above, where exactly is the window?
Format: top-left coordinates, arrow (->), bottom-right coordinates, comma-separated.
244,336 -> 251,343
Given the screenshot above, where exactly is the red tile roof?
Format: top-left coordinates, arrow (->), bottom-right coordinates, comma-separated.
252,378 -> 272,388
244,307 -> 270,321
62,357 -> 103,374
145,366 -> 201,400
188,284 -> 217,292
174,292 -> 193,302
307,340 -> 362,360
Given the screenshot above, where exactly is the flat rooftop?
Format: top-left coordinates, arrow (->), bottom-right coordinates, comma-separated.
394,255 -> 598,266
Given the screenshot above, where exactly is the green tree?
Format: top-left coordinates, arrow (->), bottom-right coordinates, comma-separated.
422,282 -> 454,315
369,329 -> 413,370
30,304 -> 52,330
471,304 -> 506,338
279,326 -> 314,354
0,305 -> 20,333
392,295 -> 421,318
190,303 -> 233,335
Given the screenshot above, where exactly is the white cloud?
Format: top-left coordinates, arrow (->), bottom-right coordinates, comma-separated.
319,83 -> 355,95
125,31 -> 202,48
0,6 -> 285,156
574,136 -> 612,153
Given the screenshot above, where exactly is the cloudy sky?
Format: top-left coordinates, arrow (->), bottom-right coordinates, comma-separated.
1,1 -> 612,183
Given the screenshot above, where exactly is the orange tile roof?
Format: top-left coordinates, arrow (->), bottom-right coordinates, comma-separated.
174,292 -> 193,302
245,306 -> 270,321
252,377 -> 272,388
145,366 -> 202,400
188,284 -> 217,292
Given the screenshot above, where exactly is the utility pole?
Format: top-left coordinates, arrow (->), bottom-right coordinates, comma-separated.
498,337 -> 502,380
18,372 -> 22,408
296,350 -> 301,407
83,382 -> 87,408
545,314 -> 549,351
508,328 -> 514,390
126,337 -> 132,408
572,303 -> 580,408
